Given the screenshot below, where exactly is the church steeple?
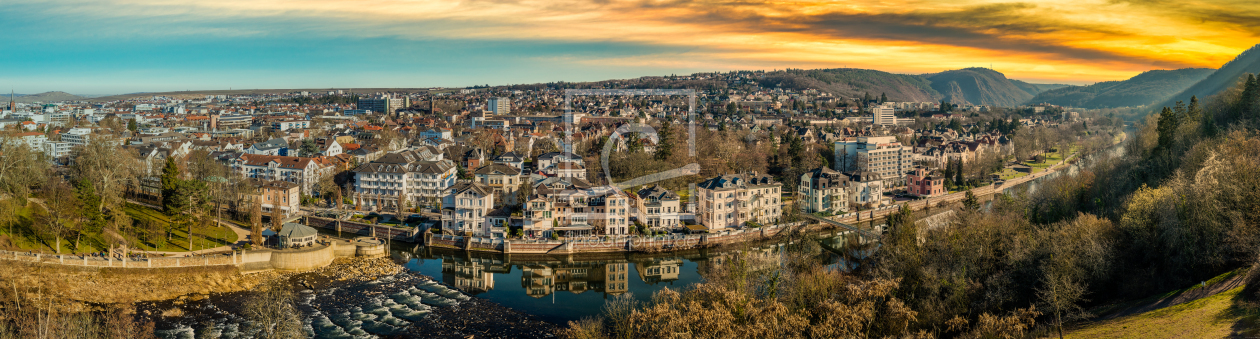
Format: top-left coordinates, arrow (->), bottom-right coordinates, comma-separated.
7,90 -> 13,112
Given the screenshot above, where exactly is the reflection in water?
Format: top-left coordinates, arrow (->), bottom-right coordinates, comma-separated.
401,229 -> 879,323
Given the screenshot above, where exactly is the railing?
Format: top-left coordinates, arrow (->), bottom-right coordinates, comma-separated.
0,249 -> 245,268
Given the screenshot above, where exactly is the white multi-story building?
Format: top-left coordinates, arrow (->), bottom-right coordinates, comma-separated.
351,149 -> 457,210
798,167 -> 848,214
440,181 -> 496,236
695,173 -> 783,231
271,120 -> 310,131
488,97 -> 510,115
14,132 -> 46,151
44,141 -> 73,158
835,136 -> 914,186
632,185 -> 681,230
60,128 -> 93,147
873,104 -> 896,126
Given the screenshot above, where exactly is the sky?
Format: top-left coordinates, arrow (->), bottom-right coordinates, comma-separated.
1,0 -> 1258,94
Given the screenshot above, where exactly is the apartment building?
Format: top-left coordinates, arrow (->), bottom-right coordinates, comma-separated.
695,173 -> 783,231
229,154 -> 334,195
632,185 -> 681,230
487,97 -> 510,115
835,136 -> 914,186
271,120 -> 310,131
798,167 -> 848,214
60,128 -> 92,147
352,158 -> 458,210
473,163 -> 522,205
252,180 -> 301,216
523,177 -> 630,237
440,181 -> 496,236
906,167 -> 945,197
872,104 -> 897,125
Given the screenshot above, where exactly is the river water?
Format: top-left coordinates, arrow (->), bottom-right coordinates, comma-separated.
396,227 -> 876,324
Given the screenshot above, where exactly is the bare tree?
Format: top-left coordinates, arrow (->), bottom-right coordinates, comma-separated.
250,198 -> 263,246
240,282 -> 305,339
270,198 -> 284,232
71,137 -> 143,214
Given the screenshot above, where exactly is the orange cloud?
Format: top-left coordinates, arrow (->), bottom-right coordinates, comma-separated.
14,0 -> 1259,83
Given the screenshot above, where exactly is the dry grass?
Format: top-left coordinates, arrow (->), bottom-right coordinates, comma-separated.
1067,286 -> 1260,339
160,307 -> 184,318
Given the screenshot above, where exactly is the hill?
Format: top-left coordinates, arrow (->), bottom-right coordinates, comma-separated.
924,67 -> 1036,107
1158,44 -> 1260,109
758,68 -> 940,102
9,91 -> 88,104
1028,68 -> 1214,108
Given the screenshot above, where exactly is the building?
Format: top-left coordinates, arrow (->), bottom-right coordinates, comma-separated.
834,136 -> 914,186
695,173 -> 783,231
60,128 -> 92,147
440,181 -> 496,237
473,163 -> 523,205
211,114 -> 253,130
906,167 -> 945,197
352,158 -> 458,211
343,109 -> 371,116
358,96 -> 409,115
632,185 -> 681,230
246,138 -> 289,156
14,132 -> 47,150
873,104 -> 896,126
487,97 -> 510,115
798,167 -> 848,214
846,171 -> 885,207
44,141 -> 73,159
523,178 -> 631,237
277,223 -> 318,248
254,180 -> 301,216
271,120 -> 310,131
230,154 -> 334,195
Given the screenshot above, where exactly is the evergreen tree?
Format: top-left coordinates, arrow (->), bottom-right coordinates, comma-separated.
127,119 -> 137,132
962,191 -> 979,211
954,158 -> 964,186
1156,106 -> 1178,152
880,93 -> 888,104
1242,74 -> 1258,117
1187,96 -> 1202,121
654,119 -> 674,161
160,157 -> 184,215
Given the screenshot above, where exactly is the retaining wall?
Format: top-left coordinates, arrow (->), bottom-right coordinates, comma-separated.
305,217 -> 420,242
267,245 -> 334,271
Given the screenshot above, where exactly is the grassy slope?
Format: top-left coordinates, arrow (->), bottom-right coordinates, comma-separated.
0,201 -> 236,253
1068,271 -> 1260,339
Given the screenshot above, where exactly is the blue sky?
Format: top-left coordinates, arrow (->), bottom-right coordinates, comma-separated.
1,0 -> 1254,94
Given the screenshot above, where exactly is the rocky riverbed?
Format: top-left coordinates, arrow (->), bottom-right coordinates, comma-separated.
140,256 -> 559,338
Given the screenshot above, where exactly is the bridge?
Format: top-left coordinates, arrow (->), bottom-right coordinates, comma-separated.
801,213 -> 882,239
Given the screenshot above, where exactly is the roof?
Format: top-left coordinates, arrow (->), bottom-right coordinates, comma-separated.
250,138 -> 288,151
279,223 -> 318,239
474,163 -> 521,175
449,181 -> 493,197
696,173 -> 779,190
637,185 -> 679,201
235,154 -> 323,169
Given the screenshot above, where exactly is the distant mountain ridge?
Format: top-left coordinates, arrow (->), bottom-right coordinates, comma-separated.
925,68 -> 1036,107
7,91 -> 89,104
1028,68 -> 1214,108
759,67 -> 1070,107
1157,44 -> 1260,109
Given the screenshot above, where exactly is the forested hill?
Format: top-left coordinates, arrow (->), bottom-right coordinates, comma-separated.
1028,68 -> 1214,108
924,67 -> 1038,107
759,67 -> 1065,106
758,69 -> 941,102
1157,44 -> 1260,109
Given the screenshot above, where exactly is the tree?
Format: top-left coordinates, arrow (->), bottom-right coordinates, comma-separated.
72,137 -> 142,214
299,138 -> 319,157
1156,106 -> 1178,152
1187,95 -> 1202,121
962,191 -> 979,211
1240,74 -> 1257,117
74,179 -> 105,251
250,198 -> 263,246
271,198 -> 284,232
516,179 -> 533,208
127,119 -> 137,132
0,133 -> 49,203
241,282 -> 305,339
880,92 -> 888,104
654,119 -> 674,161
160,157 -> 183,215
40,178 -> 80,253
397,192 -> 408,215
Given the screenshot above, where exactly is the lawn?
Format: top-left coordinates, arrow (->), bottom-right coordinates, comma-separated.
996,167 -> 1030,180
122,203 -> 239,252
0,201 -> 240,254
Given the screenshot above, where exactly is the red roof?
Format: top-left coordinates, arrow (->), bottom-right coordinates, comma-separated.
341,143 -> 362,151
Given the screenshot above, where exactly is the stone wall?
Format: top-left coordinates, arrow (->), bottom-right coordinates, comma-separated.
267,245 -> 334,271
